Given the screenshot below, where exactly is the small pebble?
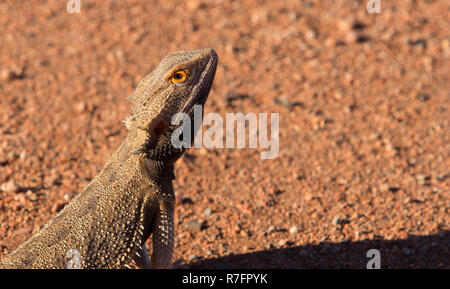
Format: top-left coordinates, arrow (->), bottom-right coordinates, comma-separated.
403,248 -> 413,255
203,208 -> 212,217
181,197 -> 194,205
1,180 -> 19,194
289,226 -> 299,234
185,220 -> 204,232
415,174 -> 426,185
332,216 -> 340,226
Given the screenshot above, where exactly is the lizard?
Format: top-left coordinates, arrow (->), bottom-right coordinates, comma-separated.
0,48 -> 218,269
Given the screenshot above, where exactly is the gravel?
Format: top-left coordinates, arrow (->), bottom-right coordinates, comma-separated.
0,0 -> 448,269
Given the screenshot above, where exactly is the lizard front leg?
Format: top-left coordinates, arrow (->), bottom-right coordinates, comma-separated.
150,198 -> 175,269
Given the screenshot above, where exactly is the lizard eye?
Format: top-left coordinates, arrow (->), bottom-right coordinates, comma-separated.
171,70 -> 189,85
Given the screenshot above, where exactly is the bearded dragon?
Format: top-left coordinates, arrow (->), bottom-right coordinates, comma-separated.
0,48 -> 218,269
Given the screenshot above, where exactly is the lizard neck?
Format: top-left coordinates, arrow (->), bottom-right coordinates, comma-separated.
108,128 -> 176,185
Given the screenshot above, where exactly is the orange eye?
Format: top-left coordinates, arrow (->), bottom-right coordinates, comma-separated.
171,70 -> 188,84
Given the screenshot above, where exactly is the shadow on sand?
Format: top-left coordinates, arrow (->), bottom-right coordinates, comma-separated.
187,231 -> 449,269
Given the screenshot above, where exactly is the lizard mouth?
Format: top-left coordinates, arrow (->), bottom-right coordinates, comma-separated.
182,49 -> 218,113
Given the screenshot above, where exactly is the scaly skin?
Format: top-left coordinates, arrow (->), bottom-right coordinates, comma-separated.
0,48 -> 218,269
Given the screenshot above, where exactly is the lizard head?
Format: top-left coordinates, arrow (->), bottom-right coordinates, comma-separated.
125,48 -> 218,162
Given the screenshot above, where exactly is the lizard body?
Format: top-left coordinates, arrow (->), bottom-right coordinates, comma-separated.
0,48 -> 218,269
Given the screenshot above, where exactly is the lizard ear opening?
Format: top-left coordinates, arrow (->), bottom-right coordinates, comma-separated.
153,121 -> 166,136
145,120 -> 166,151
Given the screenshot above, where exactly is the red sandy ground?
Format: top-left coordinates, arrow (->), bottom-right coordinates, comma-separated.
0,0 -> 448,268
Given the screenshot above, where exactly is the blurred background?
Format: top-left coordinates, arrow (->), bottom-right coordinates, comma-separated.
0,0 -> 448,268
